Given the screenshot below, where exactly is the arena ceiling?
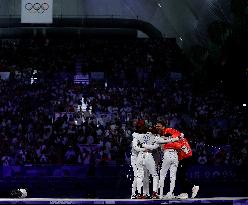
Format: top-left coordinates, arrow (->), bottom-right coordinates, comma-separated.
0,0 -> 231,48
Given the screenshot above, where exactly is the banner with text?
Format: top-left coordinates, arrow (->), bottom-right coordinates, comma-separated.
21,0 -> 53,23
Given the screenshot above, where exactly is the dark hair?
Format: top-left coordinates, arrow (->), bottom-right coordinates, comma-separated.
135,125 -> 147,134
149,126 -> 159,134
156,120 -> 166,127
164,133 -> 171,138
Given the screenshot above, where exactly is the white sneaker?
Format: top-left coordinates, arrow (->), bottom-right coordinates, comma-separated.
177,193 -> 188,199
163,192 -> 175,199
191,185 -> 199,198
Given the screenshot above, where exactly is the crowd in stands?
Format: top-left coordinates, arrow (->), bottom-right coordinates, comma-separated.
0,39 -> 247,172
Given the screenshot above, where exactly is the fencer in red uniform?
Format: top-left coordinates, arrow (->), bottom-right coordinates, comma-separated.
156,121 -> 199,199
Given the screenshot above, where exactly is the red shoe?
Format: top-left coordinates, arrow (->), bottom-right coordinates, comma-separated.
152,191 -> 159,199
144,194 -> 151,199
136,194 -> 144,199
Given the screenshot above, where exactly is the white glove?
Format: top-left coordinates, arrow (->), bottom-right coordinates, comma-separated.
179,133 -> 184,139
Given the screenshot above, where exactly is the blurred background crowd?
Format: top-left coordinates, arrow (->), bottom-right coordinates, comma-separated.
0,39 -> 247,175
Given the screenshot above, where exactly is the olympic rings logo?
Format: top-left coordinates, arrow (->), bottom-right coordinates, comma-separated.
25,2 -> 49,13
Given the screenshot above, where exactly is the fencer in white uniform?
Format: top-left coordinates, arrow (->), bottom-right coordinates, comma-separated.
131,132 -> 150,198
135,132 -> 178,198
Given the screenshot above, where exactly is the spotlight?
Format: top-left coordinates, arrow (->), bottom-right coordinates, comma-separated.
243,104 -> 247,107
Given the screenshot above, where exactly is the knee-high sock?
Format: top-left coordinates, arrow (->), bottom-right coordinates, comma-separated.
169,165 -> 178,193
170,175 -> 176,193
132,177 -> 137,195
143,176 -> 149,195
159,177 -> 165,196
137,177 -> 143,195
153,175 -> 159,192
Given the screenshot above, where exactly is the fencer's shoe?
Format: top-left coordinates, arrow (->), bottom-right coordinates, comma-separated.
163,192 -> 175,199
136,194 -> 142,199
176,193 -> 189,199
131,194 -> 137,199
144,194 -> 151,199
191,185 -> 200,198
136,194 -> 144,199
152,191 -> 159,199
